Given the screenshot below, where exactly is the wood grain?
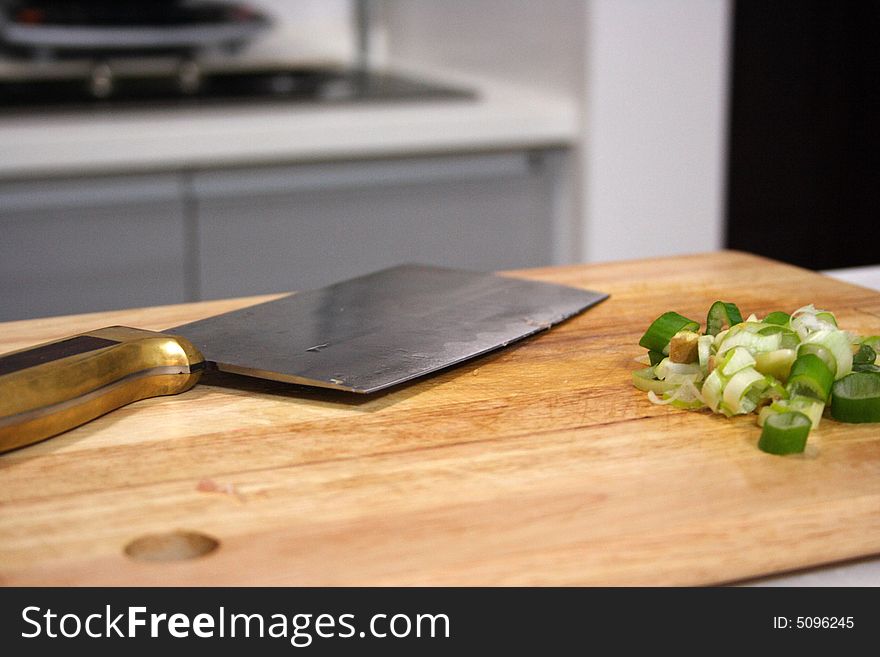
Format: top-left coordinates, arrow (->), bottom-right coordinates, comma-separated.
2,251 -> 880,586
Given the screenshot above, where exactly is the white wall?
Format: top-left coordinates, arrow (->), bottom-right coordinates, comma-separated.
382,0 -> 588,265
239,0 -> 355,65
581,0 -> 731,262
382,0 -> 731,264
382,0 -> 587,97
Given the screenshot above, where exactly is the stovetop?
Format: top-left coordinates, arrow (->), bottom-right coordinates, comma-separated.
0,66 -> 475,115
0,1 -> 473,115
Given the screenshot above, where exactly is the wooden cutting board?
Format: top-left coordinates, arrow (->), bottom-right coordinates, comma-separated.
2,251 -> 879,586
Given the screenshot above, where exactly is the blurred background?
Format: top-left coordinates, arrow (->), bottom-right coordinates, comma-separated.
0,0 -> 876,321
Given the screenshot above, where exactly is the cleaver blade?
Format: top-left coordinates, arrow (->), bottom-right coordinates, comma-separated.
168,264 -> 607,393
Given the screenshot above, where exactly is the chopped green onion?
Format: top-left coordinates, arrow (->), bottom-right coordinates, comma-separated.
701,369 -> 725,413
830,372 -> 880,423
855,337 -> 880,373
639,312 -> 700,354
797,343 -> 835,377
647,379 -> 704,409
633,301 -> 879,457
753,349 -> 796,382
779,330 -> 801,350
755,325 -> 800,350
697,335 -> 714,374
722,367 -> 767,415
757,324 -> 784,335
758,396 -> 824,430
631,370 -> 670,394
706,301 -> 743,336
654,357 -> 702,384
763,311 -> 791,326
815,311 -> 838,327
791,305 -> 838,340
763,376 -> 787,401
718,346 -> 756,377
786,353 -> 834,402
758,411 -> 811,455
853,342 -> 877,366
717,327 -> 781,355
632,367 -> 677,394
800,329 -> 853,379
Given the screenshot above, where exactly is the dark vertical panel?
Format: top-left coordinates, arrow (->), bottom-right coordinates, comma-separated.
726,1 -> 880,270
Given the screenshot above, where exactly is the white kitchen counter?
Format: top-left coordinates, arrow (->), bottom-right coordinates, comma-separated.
0,67 -> 578,180
745,264 -> 880,586
823,265 -> 880,292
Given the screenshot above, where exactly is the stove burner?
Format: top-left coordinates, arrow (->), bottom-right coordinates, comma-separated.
0,67 -> 475,113
0,2 -> 474,112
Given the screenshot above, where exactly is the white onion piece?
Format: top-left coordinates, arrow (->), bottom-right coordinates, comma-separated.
701,369 -> 725,412
719,346 -> 757,377
698,335 -> 714,374
647,379 -> 704,407
722,367 -> 765,415
801,329 -> 853,379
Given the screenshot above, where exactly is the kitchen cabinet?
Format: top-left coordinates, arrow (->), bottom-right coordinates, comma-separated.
0,174 -> 190,322
0,150 -> 558,320
193,152 -> 554,298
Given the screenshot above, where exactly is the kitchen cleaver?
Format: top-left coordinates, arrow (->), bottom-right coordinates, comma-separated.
0,264 -> 607,452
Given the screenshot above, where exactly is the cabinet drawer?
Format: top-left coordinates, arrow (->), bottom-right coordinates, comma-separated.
194,153 -> 553,298
0,175 -> 188,321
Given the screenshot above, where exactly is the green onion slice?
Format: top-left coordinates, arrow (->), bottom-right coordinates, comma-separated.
717,327 -> 781,355
706,301 -> 743,336
758,396 -> 825,430
648,350 -> 665,366
647,379 -> 705,410
753,348 -> 796,382
853,343 -> 877,366
830,372 -> 880,423
639,312 -> 700,354
854,337 -> 880,372
654,357 -> 701,384
816,311 -> 838,327
797,343 -> 836,377
758,411 -> 811,455
722,367 -> 767,415
763,311 -> 791,326
786,353 -> 834,402
755,325 -> 800,350
701,369 -> 725,412
697,335 -> 714,374
632,367 -> 678,395
718,346 -> 756,377
791,304 -> 838,340
763,376 -> 787,401
801,329 -> 853,379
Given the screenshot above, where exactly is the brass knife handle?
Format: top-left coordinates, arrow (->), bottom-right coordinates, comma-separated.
0,326 -> 204,453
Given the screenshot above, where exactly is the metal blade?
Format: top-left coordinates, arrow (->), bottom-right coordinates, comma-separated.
167,264 -> 608,393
